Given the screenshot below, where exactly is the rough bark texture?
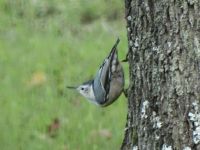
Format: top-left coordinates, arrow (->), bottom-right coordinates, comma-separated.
121,0 -> 200,149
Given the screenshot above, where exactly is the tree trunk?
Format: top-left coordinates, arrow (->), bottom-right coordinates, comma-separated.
121,0 -> 200,149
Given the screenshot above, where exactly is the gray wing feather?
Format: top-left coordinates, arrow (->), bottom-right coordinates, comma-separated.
93,67 -> 107,105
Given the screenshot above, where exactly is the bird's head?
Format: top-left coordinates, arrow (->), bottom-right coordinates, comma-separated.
67,80 -> 95,102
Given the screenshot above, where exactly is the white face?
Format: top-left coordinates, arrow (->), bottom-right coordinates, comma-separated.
77,85 -> 95,102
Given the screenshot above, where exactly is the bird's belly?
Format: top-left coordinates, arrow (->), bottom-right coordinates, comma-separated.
108,78 -> 124,103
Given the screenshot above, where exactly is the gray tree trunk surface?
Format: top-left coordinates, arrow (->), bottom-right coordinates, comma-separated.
121,0 -> 200,149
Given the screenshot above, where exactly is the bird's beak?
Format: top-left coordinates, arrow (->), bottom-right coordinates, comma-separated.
66,86 -> 78,90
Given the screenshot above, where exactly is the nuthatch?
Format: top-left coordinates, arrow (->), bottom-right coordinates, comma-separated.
67,38 -> 124,107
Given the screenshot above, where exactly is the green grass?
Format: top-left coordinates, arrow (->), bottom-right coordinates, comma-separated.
0,0 -> 128,149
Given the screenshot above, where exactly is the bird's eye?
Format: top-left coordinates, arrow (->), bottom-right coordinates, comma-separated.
81,88 -> 84,90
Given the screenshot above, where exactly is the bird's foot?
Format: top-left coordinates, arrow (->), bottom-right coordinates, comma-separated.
121,51 -> 130,62
123,88 -> 128,98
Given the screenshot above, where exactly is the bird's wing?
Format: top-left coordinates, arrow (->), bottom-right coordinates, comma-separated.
98,38 -> 120,100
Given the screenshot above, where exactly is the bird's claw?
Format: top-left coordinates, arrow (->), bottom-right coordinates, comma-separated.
123,88 -> 128,98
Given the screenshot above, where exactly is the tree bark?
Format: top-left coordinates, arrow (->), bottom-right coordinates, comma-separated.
121,0 -> 200,149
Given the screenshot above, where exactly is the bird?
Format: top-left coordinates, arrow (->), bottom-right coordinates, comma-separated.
67,38 -> 124,107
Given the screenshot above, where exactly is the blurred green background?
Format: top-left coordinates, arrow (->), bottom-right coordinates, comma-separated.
0,0 -> 128,149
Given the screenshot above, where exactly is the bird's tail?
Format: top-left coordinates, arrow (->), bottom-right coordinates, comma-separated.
110,38 -> 120,54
